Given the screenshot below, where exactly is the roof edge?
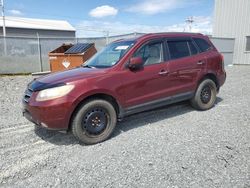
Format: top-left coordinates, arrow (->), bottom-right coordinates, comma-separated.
0,16 -> 76,32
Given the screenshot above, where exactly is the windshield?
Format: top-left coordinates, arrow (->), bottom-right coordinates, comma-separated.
83,40 -> 135,68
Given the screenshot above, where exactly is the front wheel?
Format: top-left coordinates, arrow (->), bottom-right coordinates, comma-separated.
71,99 -> 117,145
191,79 -> 217,110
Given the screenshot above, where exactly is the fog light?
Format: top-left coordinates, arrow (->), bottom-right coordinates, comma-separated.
41,122 -> 48,128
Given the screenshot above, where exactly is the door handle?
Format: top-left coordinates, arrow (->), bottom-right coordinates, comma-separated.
197,61 -> 205,65
158,70 -> 169,75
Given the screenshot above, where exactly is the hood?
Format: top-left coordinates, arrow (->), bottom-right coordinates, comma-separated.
29,67 -> 106,91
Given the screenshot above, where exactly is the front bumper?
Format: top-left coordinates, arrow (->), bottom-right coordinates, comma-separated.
23,109 -> 36,125
22,93 -> 76,130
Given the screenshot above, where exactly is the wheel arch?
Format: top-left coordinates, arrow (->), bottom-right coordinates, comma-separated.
198,73 -> 219,91
68,93 -> 122,130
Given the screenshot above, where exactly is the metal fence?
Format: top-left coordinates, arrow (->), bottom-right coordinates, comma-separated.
0,36 -> 74,73
0,33 -> 143,74
0,33 -> 234,74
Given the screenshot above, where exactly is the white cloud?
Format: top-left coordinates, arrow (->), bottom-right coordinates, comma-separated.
127,0 -> 187,14
8,9 -> 23,16
89,5 -> 118,18
76,16 -> 212,37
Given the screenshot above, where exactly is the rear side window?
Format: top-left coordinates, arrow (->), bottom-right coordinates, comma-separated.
188,41 -> 198,55
193,38 -> 212,52
168,41 -> 190,59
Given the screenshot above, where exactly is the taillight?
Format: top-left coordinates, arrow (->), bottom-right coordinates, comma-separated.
220,54 -> 225,71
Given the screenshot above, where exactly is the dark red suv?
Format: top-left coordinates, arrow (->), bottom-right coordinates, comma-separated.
23,33 -> 226,144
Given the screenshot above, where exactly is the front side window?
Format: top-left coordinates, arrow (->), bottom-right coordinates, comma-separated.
167,40 -> 190,59
193,38 -> 212,52
84,40 -> 135,68
133,42 -> 163,66
246,36 -> 250,51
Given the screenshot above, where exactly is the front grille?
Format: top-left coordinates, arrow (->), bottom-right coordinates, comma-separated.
23,88 -> 33,103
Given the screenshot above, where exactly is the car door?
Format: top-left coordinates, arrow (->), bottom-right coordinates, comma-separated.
120,39 -> 171,108
166,38 -> 207,95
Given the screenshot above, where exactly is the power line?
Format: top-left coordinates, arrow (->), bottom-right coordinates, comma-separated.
5,9 -> 85,22
3,17 -> 71,28
3,17 -> 127,35
4,9 -> 149,34
2,9 -> 152,36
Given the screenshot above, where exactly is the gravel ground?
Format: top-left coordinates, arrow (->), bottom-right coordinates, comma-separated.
0,66 -> 249,188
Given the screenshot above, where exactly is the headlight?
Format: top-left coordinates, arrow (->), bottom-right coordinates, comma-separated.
36,85 -> 74,101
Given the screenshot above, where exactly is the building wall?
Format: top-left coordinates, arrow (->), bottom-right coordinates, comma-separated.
213,0 -> 250,65
210,37 -> 235,66
0,27 -> 75,38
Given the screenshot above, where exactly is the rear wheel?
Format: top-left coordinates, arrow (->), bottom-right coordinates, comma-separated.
191,79 -> 217,110
72,99 -> 117,145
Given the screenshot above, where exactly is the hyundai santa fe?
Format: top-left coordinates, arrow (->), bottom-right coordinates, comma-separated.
22,33 -> 226,144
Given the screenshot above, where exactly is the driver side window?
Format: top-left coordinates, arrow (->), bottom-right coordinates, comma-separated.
133,42 -> 163,66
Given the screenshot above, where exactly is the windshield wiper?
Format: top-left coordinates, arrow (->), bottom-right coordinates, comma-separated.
81,64 -> 95,68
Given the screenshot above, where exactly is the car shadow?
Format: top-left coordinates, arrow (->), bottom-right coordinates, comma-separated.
34,127 -> 80,145
34,97 -> 223,146
113,97 -> 224,137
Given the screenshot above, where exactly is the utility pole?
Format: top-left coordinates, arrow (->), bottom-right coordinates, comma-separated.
104,30 -> 109,45
185,16 -> 194,32
37,33 -> 43,72
1,0 -> 7,55
1,0 -> 6,36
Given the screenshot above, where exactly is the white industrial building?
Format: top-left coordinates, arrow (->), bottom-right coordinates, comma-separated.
0,16 -> 76,37
213,0 -> 250,65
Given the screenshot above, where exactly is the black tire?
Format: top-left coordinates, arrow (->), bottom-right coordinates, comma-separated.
71,99 -> 117,145
191,79 -> 217,110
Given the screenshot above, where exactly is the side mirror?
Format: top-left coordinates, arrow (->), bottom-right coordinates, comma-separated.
128,57 -> 143,70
